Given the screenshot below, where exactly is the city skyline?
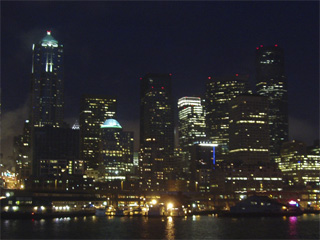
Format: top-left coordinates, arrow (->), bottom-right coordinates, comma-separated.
1,1 -> 319,168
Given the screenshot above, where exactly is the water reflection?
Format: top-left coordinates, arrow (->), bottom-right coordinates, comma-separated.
288,216 -> 298,238
165,216 -> 175,240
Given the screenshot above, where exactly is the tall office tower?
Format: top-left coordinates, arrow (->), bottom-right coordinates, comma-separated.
32,126 -> 80,177
100,119 -> 134,181
229,94 -> 269,165
80,95 -> 117,170
178,97 -> 206,174
140,73 -> 174,190
256,45 -> 288,159
30,31 -> 64,128
205,74 -> 249,162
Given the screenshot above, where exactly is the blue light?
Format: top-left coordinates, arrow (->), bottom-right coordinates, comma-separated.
213,146 -> 215,169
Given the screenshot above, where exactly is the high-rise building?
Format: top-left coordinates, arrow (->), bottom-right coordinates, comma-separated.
32,126 -> 80,177
205,74 -> 250,162
178,97 -> 206,149
100,119 -> 134,181
30,31 -> 64,128
229,94 -> 270,165
140,73 -> 174,190
275,140 -> 320,187
256,45 -> 288,159
80,95 -> 117,170
178,96 -> 206,174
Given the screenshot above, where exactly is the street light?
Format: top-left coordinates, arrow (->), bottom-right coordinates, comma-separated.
167,203 -> 173,210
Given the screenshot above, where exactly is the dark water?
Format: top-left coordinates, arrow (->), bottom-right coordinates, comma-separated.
1,214 -> 319,239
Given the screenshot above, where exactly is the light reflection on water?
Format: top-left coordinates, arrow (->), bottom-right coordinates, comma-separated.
288,216 -> 298,238
1,214 -> 319,239
166,216 -> 175,240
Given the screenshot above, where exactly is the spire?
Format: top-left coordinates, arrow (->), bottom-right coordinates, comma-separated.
72,120 -> 80,130
41,30 -> 58,47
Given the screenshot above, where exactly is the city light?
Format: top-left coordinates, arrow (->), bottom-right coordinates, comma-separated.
167,203 -> 173,210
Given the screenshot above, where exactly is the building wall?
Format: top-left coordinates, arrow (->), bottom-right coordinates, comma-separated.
256,45 -> 288,159
205,74 -> 250,162
229,94 -> 269,165
100,125 -> 134,181
32,126 -> 79,177
30,31 -> 64,128
140,73 -> 174,190
79,95 -> 117,170
276,140 -> 320,187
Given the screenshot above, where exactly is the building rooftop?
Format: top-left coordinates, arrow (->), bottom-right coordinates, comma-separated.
41,31 -> 58,47
101,119 -> 122,129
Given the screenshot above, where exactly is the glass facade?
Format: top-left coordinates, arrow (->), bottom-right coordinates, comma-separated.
205,74 -> 249,162
30,31 -> 64,128
80,95 -> 117,170
178,96 -> 206,175
140,73 -> 174,190
256,45 -> 288,159
229,95 -> 270,165
276,140 -> 320,187
100,119 -> 134,181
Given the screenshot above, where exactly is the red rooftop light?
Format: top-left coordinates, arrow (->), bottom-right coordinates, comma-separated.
260,45 -> 263,47
161,87 -> 164,89
275,44 -> 278,47
140,77 -> 142,80
169,73 -> 172,76
256,47 -> 259,50
236,74 -> 239,77
208,76 -> 211,80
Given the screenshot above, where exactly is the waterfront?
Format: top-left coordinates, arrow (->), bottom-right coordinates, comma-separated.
1,214 -> 319,239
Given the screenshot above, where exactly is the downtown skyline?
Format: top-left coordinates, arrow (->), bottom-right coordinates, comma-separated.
1,1 -> 319,168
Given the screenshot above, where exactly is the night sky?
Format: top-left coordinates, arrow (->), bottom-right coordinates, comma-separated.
1,1 -> 319,167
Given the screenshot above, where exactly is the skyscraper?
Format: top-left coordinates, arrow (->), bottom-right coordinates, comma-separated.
205,74 -> 250,162
178,97 -> 206,149
229,94 -> 269,165
30,31 -> 64,128
80,94 -> 117,170
100,119 -> 134,181
178,96 -> 206,174
256,45 -> 288,159
140,73 -> 174,190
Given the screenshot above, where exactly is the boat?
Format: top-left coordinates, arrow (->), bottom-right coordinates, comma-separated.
219,195 -> 303,217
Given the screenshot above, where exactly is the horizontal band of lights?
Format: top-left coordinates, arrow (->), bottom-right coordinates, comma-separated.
178,97 -> 201,107
230,148 -> 268,152
198,143 -> 218,147
236,120 -> 266,124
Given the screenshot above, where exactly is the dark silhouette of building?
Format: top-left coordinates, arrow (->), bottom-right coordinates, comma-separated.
190,141 -> 217,192
256,45 -> 288,159
205,74 -> 250,162
30,31 -> 64,128
229,94 -> 270,165
79,94 -> 117,170
32,126 -> 80,177
139,73 -> 174,190
14,120 -> 32,181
